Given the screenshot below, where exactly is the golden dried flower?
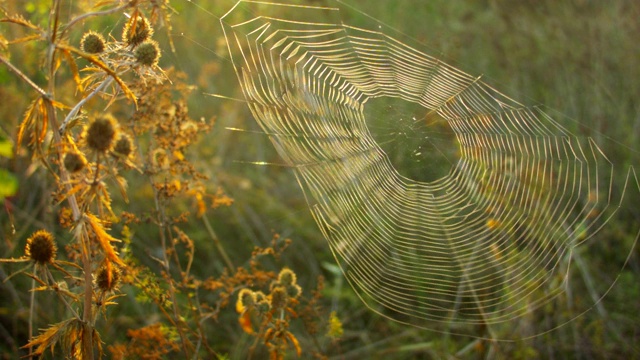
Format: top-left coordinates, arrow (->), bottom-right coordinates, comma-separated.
96,264 -> 121,292
236,288 -> 256,313
63,151 -> 86,173
256,300 -> 271,313
113,134 -> 133,157
277,268 -> 296,286
134,40 -> 160,67
25,230 -> 56,264
123,16 -> 153,47
80,31 -> 106,54
85,114 -> 118,153
286,284 -> 301,298
254,291 -> 267,303
270,286 -> 288,310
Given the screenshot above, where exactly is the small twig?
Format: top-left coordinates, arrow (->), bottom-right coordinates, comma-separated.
93,152 -> 101,186
59,77 -> 114,134
45,267 -> 81,320
28,266 -> 35,358
61,3 -> 131,38
79,230 -> 95,360
202,215 -> 234,270
0,55 -> 48,97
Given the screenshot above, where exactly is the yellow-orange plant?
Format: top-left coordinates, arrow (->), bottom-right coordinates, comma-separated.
0,1 -> 338,359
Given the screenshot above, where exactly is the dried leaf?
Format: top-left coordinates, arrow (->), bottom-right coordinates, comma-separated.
58,44 -> 137,105
94,1 -> 120,7
21,318 -> 73,357
0,33 -> 8,51
52,260 -> 83,271
1,15 -> 41,31
93,327 -> 103,359
8,34 -> 41,45
60,48 -> 83,92
85,213 -> 125,266
49,98 -> 69,110
285,331 -> 302,357
23,272 -> 47,287
16,98 -> 39,148
36,97 -> 47,143
238,311 -> 253,334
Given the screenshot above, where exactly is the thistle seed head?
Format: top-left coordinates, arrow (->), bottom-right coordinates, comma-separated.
85,114 -> 118,153
25,230 -> 57,265
134,40 -> 161,67
63,151 -> 86,173
96,264 -> 121,292
123,16 -> 153,47
81,31 -> 106,54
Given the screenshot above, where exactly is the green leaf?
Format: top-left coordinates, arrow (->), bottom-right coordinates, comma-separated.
0,168 -> 18,202
0,138 -> 12,158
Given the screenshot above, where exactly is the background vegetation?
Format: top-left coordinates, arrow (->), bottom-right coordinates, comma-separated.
0,0 -> 638,358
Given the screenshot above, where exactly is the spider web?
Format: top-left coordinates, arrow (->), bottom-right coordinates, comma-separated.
218,0 -> 639,339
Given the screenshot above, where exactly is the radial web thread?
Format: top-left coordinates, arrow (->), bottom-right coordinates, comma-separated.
220,0 -> 639,338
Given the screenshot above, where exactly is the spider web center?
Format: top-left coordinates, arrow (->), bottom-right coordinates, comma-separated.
363,96 -> 460,183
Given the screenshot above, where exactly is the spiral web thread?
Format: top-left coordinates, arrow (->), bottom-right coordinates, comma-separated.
220,1 -> 639,337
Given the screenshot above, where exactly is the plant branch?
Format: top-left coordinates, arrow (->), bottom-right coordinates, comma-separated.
59,76 -> 113,134
61,3 -> 131,39
203,215 -> 234,271
45,267 -> 81,320
41,21 -> 94,351
0,55 -> 48,97
28,267 -> 35,359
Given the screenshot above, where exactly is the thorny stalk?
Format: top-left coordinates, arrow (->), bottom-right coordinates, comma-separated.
45,0 -> 94,356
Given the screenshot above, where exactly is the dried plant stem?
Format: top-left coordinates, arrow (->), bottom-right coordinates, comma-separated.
44,95 -> 93,359
61,3 -> 131,38
28,270 -> 35,358
80,232 -> 94,360
203,216 -> 234,270
0,55 -> 48,97
59,77 -> 114,134
45,268 -> 81,319
44,0 -> 94,355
